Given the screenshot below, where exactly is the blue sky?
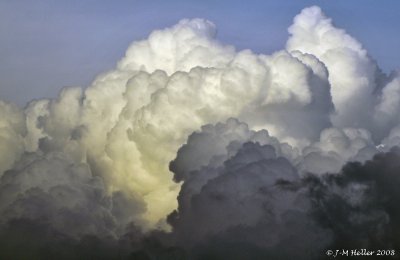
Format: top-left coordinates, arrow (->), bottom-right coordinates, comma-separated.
1,0 -> 399,106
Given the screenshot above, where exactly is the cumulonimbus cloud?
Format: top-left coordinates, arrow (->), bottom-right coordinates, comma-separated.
0,5 -> 399,259
168,119 -> 400,259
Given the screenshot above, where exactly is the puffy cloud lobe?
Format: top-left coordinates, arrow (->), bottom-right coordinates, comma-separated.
300,127 -> 377,174
286,6 -> 400,143
169,119 -> 299,214
170,118 -> 293,182
241,50 -> 333,147
170,140 -> 330,259
117,19 -> 232,75
287,6 -> 377,129
0,151 -> 146,239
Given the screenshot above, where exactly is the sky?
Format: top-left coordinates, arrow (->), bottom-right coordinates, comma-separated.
0,0 -> 399,106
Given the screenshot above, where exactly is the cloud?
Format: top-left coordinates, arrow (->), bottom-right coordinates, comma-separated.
0,5 -> 399,259
166,120 -> 400,259
0,10 -> 339,229
0,150 -> 146,238
286,6 -> 400,142
0,101 -> 26,175
169,121 -> 329,259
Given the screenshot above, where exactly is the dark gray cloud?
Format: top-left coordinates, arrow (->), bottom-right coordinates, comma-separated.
166,120 -> 400,259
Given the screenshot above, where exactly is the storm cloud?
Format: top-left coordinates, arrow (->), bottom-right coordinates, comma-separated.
0,6 -> 399,259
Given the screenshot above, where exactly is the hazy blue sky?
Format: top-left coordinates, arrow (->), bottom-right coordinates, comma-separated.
1,0 -> 399,106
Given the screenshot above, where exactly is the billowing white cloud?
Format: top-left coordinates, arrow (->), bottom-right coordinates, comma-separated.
286,6 -> 400,142
0,6 -> 400,259
287,6 -> 377,128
